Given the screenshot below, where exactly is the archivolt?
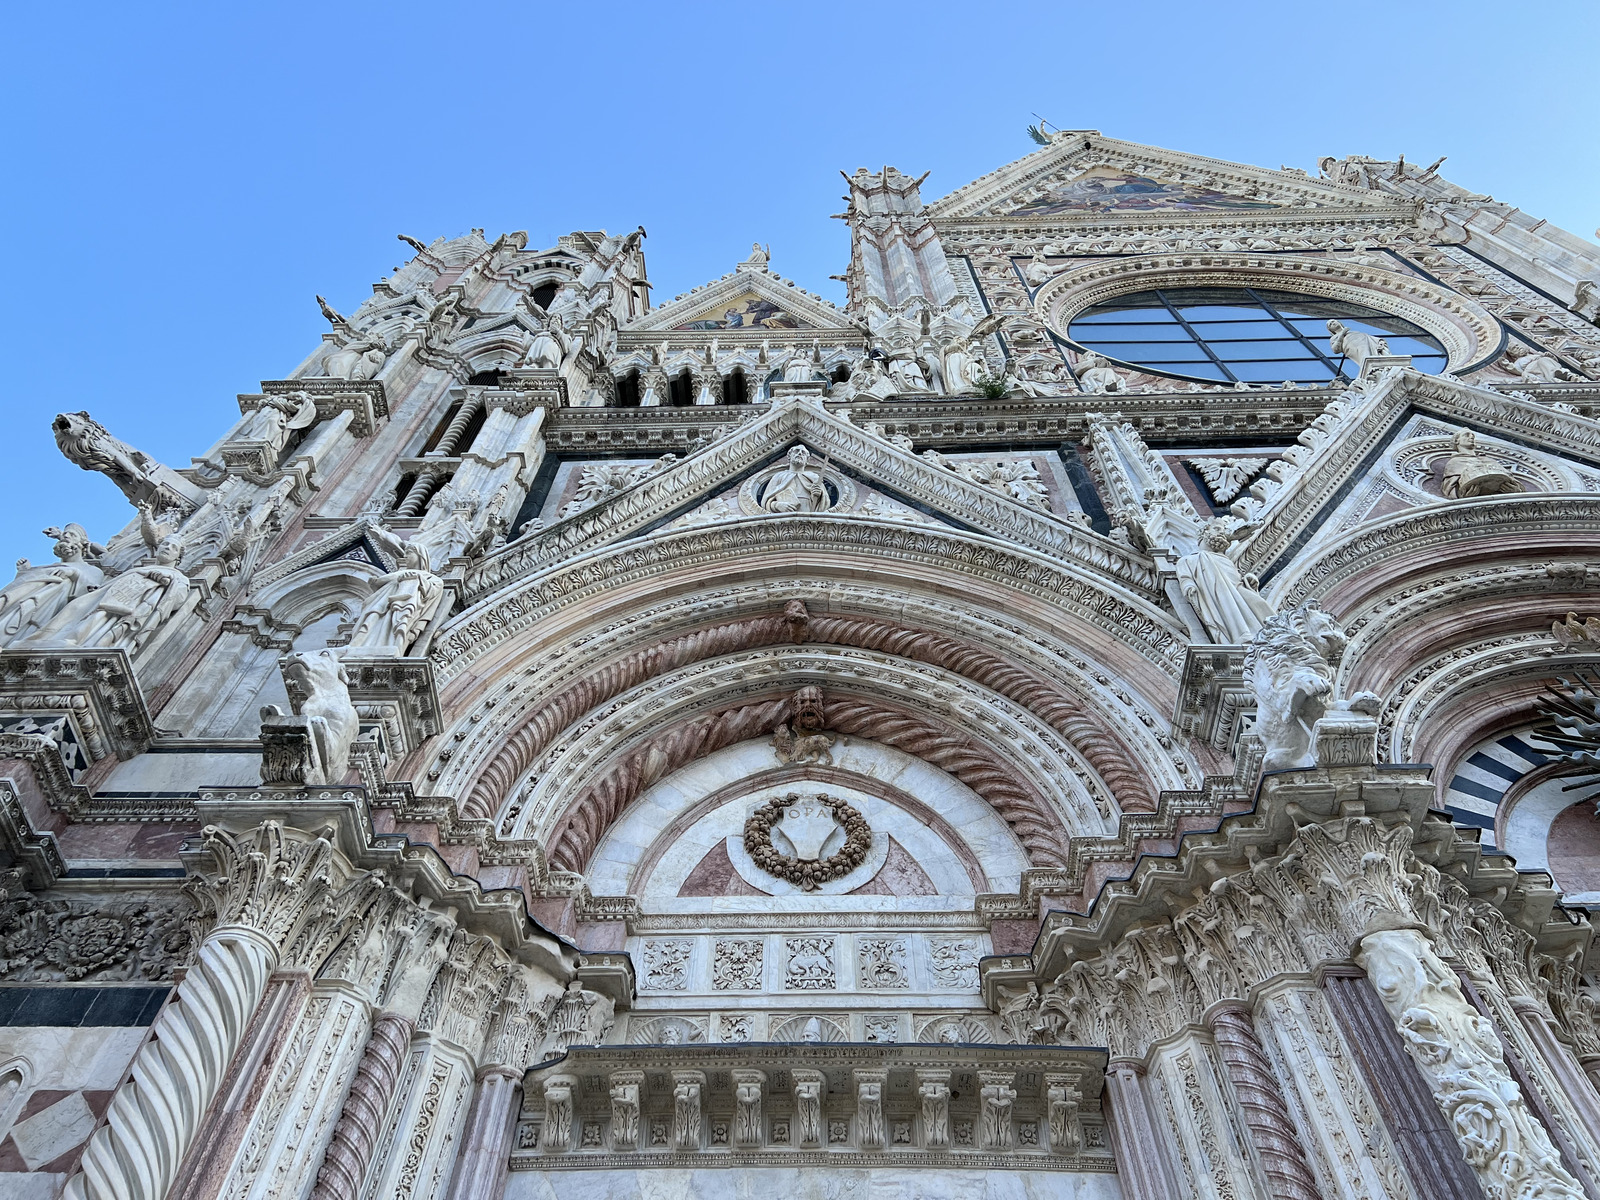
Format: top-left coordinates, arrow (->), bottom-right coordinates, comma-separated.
544,691 -> 1072,874
460,607 -> 1158,821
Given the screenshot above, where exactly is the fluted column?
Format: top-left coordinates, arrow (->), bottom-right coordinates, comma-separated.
1103,1059 -> 1179,1200
444,1065 -> 522,1200
1357,928 -> 1586,1200
310,1011 -> 412,1200
1207,1002 -> 1323,1200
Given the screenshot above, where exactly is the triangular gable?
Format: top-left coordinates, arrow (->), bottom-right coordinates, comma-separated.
928,132 -> 1402,223
462,398 -> 1163,603
1232,369 -> 1600,584
626,258 -> 859,337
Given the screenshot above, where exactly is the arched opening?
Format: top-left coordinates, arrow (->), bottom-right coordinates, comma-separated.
531,282 -> 560,311
466,369 -> 505,386
668,371 -> 694,408
830,363 -> 851,385
615,370 -> 642,408
723,367 -> 749,405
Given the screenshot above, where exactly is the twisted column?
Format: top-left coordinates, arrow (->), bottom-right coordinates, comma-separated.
1207,1002 -> 1322,1200
310,1011 -> 413,1200
434,396 -> 485,457
65,927 -> 275,1200
395,471 -> 447,518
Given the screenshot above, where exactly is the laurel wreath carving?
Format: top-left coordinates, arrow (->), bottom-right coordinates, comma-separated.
743,792 -> 871,891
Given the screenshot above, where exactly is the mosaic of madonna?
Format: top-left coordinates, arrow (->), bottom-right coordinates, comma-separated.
672,289 -> 805,331
1007,168 -> 1282,214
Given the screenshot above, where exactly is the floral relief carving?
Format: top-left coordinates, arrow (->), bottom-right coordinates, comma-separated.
641,939 -> 693,991
858,937 -> 911,989
712,939 -> 763,991
0,870 -> 191,982
744,793 -> 871,891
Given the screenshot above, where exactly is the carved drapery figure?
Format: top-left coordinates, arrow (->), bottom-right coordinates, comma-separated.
346,543 -> 446,654
234,391 -> 318,462
1441,429 -> 1523,498
1326,318 -> 1388,373
1075,353 -> 1125,394
1176,522 -> 1275,643
760,446 -> 829,513
322,339 -> 386,381
852,356 -> 897,398
1505,340 -> 1573,383
0,524 -> 104,646
26,536 -> 192,654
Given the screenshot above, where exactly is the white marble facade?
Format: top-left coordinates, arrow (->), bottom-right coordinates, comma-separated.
1,132 -> 1600,1200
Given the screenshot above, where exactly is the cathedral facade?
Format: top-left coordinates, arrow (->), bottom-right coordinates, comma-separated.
2,130 -> 1600,1199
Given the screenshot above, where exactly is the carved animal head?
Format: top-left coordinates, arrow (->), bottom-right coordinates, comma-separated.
1244,602 -> 1349,693
52,411 -> 119,472
281,648 -> 351,713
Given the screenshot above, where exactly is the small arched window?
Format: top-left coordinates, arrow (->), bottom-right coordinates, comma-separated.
466,369 -> 504,386
724,368 -> 749,405
668,371 -> 694,408
830,363 -> 851,385
531,282 -> 560,311
616,370 -> 642,408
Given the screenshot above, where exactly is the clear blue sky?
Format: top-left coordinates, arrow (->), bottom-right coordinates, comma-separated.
2,1 -> 1596,569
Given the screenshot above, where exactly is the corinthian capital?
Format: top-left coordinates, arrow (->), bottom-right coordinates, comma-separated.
182,821 -> 376,968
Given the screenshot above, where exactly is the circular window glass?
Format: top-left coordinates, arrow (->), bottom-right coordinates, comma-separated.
1067,286 -> 1449,385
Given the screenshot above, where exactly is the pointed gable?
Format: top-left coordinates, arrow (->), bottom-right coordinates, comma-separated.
624,252 -> 860,339
928,131 -> 1402,224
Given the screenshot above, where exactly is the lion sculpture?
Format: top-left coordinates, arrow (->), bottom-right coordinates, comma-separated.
273,649 -> 360,786
52,410 -> 198,511
1243,602 -> 1380,771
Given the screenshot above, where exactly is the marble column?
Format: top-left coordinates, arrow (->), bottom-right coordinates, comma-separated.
1322,967 -> 1482,1199
444,1065 -> 522,1200
1514,997 -> 1600,1152
1356,928 -> 1587,1200
1206,1001 -> 1323,1200
310,1011 -> 414,1200
1103,1059 -> 1179,1200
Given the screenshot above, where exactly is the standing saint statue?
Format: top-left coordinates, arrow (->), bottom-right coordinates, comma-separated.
760,447 -> 829,514
26,536 -> 193,655
346,543 -> 447,655
1176,522 -> 1275,644
0,524 -> 105,646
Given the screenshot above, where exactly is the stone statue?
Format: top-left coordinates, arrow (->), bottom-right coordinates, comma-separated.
0,525 -> 105,646
523,326 -> 564,370
782,348 -> 817,384
851,356 -> 896,398
1572,279 -> 1600,324
888,354 -> 931,392
743,242 -> 770,268
1075,354 -> 1126,395
322,339 -> 386,381
234,391 -> 318,462
1326,319 -> 1388,374
276,648 -> 360,786
52,411 -> 190,510
1505,341 -> 1572,384
25,536 -> 192,655
1175,522 -> 1276,644
760,447 -> 829,514
1440,430 -> 1521,499
1243,602 -> 1380,771
1023,250 -> 1054,286
346,543 -> 447,655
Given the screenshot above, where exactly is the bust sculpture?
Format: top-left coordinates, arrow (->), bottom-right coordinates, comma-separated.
760,447 -> 829,514
1440,429 -> 1522,499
